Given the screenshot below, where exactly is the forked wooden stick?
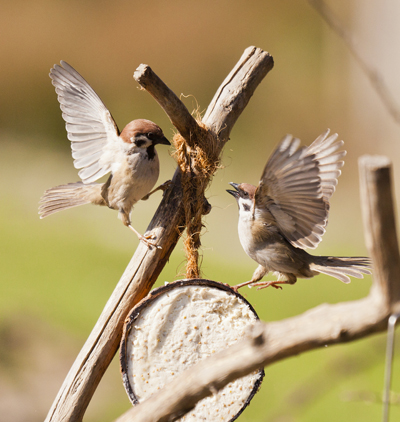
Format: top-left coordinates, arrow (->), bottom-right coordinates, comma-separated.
44,47 -> 274,422
114,155 -> 400,422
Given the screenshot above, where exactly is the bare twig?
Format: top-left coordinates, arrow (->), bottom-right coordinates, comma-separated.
308,0 -> 400,124
44,46 -> 274,422
115,155 -> 400,422
134,64 -> 200,146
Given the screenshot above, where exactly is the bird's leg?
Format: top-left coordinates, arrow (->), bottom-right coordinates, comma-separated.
119,209 -> 162,249
141,180 -> 172,201
252,273 -> 297,290
232,265 -> 268,292
128,224 -> 162,249
231,280 -> 255,292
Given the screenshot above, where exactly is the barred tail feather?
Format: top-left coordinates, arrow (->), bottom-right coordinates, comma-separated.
311,256 -> 372,284
39,182 -> 95,218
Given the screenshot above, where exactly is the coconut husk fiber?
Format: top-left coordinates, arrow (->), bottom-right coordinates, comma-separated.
172,119 -> 221,278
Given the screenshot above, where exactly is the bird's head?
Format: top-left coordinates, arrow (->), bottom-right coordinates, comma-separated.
120,119 -> 170,150
227,182 -> 256,215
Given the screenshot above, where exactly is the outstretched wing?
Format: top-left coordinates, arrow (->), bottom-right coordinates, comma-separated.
50,61 -> 123,183
255,129 -> 346,249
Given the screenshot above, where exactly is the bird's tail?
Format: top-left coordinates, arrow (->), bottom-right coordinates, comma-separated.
310,256 -> 372,284
39,182 -> 103,218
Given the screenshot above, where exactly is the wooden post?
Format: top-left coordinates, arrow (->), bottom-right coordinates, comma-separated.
359,155 -> 400,306
44,47 -> 274,422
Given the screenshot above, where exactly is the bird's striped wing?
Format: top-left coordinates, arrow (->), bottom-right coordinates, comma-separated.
255,129 -> 346,249
50,61 -> 123,183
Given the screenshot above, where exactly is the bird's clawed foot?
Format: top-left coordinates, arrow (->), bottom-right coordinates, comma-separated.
159,179 -> 172,191
232,280 -> 287,291
140,233 -> 162,250
141,180 -> 172,200
252,281 -> 285,290
128,225 -> 162,249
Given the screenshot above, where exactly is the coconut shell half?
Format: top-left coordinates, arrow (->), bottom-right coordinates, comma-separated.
120,279 -> 264,421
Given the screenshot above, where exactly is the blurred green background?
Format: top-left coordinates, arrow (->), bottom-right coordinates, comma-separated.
1,0 -> 400,421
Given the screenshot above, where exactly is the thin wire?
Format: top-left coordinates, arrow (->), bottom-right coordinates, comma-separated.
383,311 -> 400,422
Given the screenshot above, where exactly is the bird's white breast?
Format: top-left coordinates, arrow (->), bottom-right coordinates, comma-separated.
107,148 -> 160,212
127,150 -> 160,200
237,211 -> 255,258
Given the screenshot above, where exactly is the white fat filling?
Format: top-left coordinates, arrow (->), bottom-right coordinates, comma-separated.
126,285 -> 261,421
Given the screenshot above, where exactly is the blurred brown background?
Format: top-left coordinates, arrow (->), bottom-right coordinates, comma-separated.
1,1 -> 400,421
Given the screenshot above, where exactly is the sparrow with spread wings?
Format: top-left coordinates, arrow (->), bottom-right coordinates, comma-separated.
227,130 -> 371,290
39,61 -> 171,247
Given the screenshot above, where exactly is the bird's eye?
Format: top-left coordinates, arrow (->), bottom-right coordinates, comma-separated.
243,191 -> 248,197
147,132 -> 154,140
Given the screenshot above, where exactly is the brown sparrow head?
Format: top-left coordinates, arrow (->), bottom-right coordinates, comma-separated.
227,130 -> 371,290
39,61 -> 171,248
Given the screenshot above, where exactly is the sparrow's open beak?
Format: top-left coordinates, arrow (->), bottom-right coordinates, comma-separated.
226,182 -> 240,199
156,136 -> 171,146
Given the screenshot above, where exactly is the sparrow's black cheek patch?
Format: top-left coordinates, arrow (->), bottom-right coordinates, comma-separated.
134,139 -> 146,147
243,203 -> 251,212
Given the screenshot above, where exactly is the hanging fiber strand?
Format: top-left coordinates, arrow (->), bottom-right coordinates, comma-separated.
172,118 -> 221,278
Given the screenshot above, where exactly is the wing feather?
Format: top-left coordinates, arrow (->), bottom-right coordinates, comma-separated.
50,61 -> 123,183
67,133 -> 105,143
73,150 -> 104,168
72,144 -> 105,159
78,162 -> 109,183
255,129 -> 345,249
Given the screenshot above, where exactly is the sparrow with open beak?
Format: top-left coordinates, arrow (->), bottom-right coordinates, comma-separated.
39,61 -> 171,247
227,130 -> 371,290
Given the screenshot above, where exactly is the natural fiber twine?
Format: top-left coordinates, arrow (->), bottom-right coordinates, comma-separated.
172,119 -> 221,279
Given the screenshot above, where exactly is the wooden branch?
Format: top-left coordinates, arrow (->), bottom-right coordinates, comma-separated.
134,64 -> 199,145
44,47 -> 273,422
203,46 -> 274,141
115,155 -> 400,422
